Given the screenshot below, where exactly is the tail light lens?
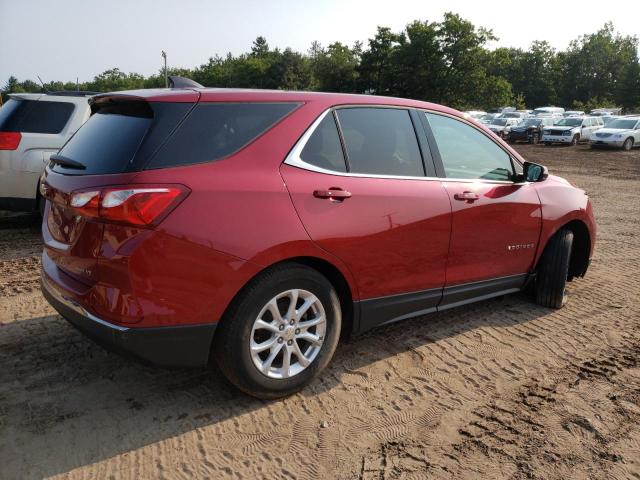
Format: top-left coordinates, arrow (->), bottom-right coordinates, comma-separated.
0,132 -> 22,150
68,185 -> 189,226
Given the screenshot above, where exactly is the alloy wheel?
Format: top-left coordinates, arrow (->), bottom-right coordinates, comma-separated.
250,289 -> 326,379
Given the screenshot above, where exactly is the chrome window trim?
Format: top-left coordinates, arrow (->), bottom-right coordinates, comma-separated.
283,106 -> 520,185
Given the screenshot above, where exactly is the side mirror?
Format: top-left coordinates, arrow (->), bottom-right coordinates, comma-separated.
523,161 -> 548,182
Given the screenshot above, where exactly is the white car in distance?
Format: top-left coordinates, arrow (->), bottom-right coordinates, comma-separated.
487,117 -> 520,138
0,92 -> 93,213
542,116 -> 604,145
590,117 -> 640,150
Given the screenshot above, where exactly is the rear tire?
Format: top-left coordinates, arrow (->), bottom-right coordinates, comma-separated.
623,137 -> 633,151
213,263 -> 342,399
535,229 -> 574,309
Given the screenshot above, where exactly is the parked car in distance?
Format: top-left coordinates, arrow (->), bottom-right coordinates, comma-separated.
0,92 -> 94,213
590,117 -> 640,150
563,110 -> 585,117
487,117 -> 520,138
465,110 -> 486,119
533,106 -> 565,116
542,116 -> 603,145
498,111 -> 527,120
489,106 -> 516,114
479,113 -> 498,124
590,108 -> 622,117
39,80 -> 596,398
508,117 -> 556,144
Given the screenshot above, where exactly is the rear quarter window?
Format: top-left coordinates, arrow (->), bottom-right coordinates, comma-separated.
0,99 -> 75,134
146,103 -> 299,169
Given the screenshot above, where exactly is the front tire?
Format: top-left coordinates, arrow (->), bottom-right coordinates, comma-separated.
213,263 -> 341,399
571,134 -> 579,146
535,229 -> 574,309
622,137 -> 633,151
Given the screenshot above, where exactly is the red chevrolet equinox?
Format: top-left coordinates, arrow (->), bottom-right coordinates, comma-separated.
40,78 -> 596,398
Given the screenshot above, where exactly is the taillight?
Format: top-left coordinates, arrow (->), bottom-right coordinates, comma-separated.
0,132 -> 21,150
69,185 -> 189,226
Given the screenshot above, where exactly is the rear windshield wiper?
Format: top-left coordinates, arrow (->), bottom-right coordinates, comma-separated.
49,154 -> 86,170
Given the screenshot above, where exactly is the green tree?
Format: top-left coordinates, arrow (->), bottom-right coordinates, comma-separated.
310,42 -> 360,92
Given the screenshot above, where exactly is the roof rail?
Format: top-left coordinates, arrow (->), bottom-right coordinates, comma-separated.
168,76 -> 204,89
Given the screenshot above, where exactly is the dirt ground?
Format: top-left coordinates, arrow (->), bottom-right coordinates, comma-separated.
1,143 -> 639,480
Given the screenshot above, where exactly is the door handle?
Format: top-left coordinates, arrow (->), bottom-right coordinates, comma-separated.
453,191 -> 480,202
313,188 -> 352,200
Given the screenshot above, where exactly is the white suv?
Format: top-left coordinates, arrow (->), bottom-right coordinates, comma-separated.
542,116 -> 604,145
0,92 -> 93,212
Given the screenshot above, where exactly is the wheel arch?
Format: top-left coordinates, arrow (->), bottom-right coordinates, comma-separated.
536,219 -> 591,280
213,256 -> 357,348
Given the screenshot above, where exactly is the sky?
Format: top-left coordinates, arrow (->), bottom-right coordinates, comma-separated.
1,0 -> 639,83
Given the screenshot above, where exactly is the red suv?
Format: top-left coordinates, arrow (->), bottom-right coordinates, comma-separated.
40,80 -> 596,398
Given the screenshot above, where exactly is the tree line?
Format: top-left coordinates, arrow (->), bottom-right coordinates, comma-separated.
3,13 -> 640,111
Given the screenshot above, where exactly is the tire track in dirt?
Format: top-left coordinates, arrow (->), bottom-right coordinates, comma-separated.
0,256 -> 41,297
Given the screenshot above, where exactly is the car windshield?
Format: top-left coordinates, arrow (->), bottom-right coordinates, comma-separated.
491,119 -> 508,126
480,114 -> 496,121
555,118 -> 583,127
519,119 -> 541,126
606,119 -> 638,130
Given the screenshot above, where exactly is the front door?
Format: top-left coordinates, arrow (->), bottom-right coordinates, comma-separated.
422,112 -> 542,300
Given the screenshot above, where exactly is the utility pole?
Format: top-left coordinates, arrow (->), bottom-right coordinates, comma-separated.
162,51 -> 168,88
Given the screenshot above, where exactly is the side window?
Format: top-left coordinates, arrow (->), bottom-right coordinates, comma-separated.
336,108 -> 423,176
300,113 -> 346,172
425,113 -> 514,181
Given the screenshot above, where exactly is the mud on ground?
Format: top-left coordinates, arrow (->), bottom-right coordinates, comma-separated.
1,144 -> 639,479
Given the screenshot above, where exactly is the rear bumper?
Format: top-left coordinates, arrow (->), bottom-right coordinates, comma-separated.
41,274 -> 216,368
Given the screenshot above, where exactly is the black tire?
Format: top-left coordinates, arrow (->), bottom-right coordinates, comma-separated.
535,229 -> 574,309
213,263 -> 342,399
544,142 -> 552,146
622,137 -> 633,151
531,132 -> 540,144
38,195 -> 45,217
571,134 -> 579,146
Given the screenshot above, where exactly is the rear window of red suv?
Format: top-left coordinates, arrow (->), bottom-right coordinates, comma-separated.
52,100 -> 298,175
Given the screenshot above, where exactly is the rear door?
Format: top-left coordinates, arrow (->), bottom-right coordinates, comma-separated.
281,107 -> 452,329
421,112 -> 541,300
